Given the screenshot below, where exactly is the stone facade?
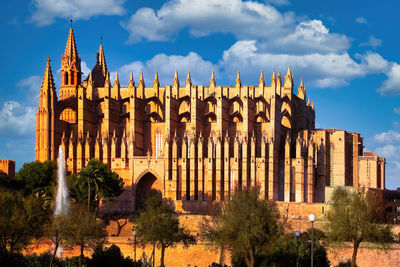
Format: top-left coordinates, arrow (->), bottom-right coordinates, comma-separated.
35,26 -> 385,213
0,159 -> 15,178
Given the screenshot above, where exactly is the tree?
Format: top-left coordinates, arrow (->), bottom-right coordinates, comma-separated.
14,161 -> 57,208
69,159 -> 124,213
135,196 -> 196,267
45,214 -> 69,267
326,187 -> 394,267
62,204 -> 107,266
0,190 -> 47,266
201,188 -> 282,267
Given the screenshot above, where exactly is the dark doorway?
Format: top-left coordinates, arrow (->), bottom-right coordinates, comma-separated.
135,172 -> 162,211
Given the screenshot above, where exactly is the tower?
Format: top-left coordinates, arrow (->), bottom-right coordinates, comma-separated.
36,57 -> 57,161
59,23 -> 81,100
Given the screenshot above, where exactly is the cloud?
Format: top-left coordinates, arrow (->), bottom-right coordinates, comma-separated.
373,130 -> 400,144
16,75 -> 41,103
81,61 -> 91,78
394,107 -> 400,115
355,17 -> 368,24
30,0 -> 126,26
219,40 -> 389,88
0,101 -> 36,138
360,35 -> 382,49
122,0 -> 295,43
110,52 -> 218,86
378,63 -> 400,95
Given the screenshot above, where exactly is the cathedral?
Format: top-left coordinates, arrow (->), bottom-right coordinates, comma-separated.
35,26 -> 386,213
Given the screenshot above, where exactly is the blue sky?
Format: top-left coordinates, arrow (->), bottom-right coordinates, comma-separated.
1,0 -> 400,189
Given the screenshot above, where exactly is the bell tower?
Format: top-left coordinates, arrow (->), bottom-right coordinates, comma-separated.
59,21 -> 81,100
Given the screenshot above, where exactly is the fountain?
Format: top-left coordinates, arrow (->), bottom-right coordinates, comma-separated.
55,146 -> 68,215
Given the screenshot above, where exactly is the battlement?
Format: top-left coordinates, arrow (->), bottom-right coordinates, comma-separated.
0,159 -> 15,178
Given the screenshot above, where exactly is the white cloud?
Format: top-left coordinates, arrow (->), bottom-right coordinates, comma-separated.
30,0 -> 126,26
0,101 -> 36,138
355,17 -> 368,24
81,61 -> 91,79
122,0 -> 295,44
360,35 -> 382,49
394,107 -> 400,115
378,63 -> 400,95
16,75 -> 41,103
111,52 -> 218,86
219,40 -> 389,88
373,130 -> 400,144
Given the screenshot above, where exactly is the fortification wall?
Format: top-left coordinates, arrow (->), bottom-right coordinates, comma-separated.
0,159 -> 15,178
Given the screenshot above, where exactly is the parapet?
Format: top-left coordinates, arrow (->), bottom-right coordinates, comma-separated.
0,159 -> 15,178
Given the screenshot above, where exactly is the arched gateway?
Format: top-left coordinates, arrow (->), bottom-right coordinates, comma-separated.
135,172 -> 162,211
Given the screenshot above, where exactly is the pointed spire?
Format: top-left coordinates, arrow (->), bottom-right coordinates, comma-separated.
186,70 -> 191,86
113,72 -> 120,87
173,70 -> 179,88
41,57 -> 56,94
307,96 -> 311,105
139,71 -> 145,87
88,72 -> 93,84
277,72 -> 282,87
235,71 -> 241,88
271,69 -> 276,87
128,72 -> 135,87
284,65 -> 293,89
311,100 -> 314,110
105,71 -> 111,87
259,69 -> 265,87
210,70 -> 216,88
64,25 -> 79,60
286,66 -> 292,78
297,77 -> 306,100
153,71 -> 159,88
97,41 -> 107,76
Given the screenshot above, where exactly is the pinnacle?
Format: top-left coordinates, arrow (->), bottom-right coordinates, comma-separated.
300,77 -> 304,87
154,71 -> 159,88
235,71 -> 241,87
210,70 -> 216,87
259,69 -> 265,87
113,72 -> 120,87
64,25 -> 79,61
128,72 -> 135,87
97,42 -> 107,76
41,57 -> 56,94
174,70 -> 180,88
186,70 -> 191,86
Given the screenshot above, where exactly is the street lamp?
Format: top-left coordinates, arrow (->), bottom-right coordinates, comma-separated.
133,230 -> 138,267
308,213 -> 316,267
295,230 -> 301,267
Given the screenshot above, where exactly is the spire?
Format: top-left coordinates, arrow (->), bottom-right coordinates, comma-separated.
271,69 -> 276,87
41,57 -> 56,94
297,77 -> 306,100
64,25 -> 79,61
173,70 -> 179,88
186,70 -> 191,86
277,72 -> 282,86
97,41 -> 107,76
235,71 -> 241,88
210,70 -> 216,88
307,96 -> 311,105
311,100 -> 314,110
113,72 -> 120,87
105,71 -> 111,87
259,69 -> 265,88
139,72 -> 145,87
284,65 -> 293,89
128,72 -> 135,87
153,71 -> 159,88
88,72 -> 93,84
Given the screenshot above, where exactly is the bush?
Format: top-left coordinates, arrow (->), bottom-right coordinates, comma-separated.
90,244 -> 134,267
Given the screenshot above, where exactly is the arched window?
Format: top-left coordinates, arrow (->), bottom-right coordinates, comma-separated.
155,130 -> 163,158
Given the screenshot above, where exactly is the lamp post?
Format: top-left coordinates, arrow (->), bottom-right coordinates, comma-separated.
133,230 -> 138,267
295,230 -> 301,267
308,213 -> 316,267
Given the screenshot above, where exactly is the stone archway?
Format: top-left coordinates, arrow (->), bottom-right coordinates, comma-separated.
135,172 -> 162,211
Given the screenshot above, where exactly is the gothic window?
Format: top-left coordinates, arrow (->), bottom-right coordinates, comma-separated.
155,129 -> 163,158
230,169 -> 235,199
187,137 -> 191,159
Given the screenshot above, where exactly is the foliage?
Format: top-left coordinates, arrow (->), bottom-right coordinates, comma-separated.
15,161 -> 57,207
0,171 -> 21,191
135,196 -> 196,267
62,204 -> 107,266
0,190 -> 48,266
326,187 -> 394,267
68,159 -> 124,212
45,214 -> 70,267
90,244 -> 134,267
201,187 -> 282,267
